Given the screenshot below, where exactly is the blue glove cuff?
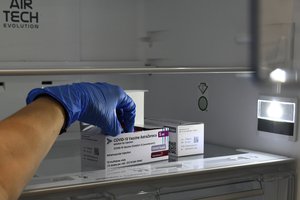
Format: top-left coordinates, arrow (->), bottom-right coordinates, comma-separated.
26,88 -> 76,129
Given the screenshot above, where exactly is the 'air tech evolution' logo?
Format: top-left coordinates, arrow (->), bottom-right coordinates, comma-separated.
2,0 -> 39,29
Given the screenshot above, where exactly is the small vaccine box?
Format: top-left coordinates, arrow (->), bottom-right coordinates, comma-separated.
145,118 -> 204,157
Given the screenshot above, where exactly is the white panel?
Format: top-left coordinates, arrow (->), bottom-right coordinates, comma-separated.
292,0 -> 300,68
80,0 -> 140,61
144,0 -> 250,67
0,0 -> 80,61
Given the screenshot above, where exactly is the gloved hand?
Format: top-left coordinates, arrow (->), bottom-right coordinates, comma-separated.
26,82 -> 136,136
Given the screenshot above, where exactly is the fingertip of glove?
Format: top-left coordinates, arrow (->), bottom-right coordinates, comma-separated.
126,127 -> 135,133
105,130 -> 121,137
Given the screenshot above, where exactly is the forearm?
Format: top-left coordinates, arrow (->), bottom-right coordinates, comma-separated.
0,97 -> 65,200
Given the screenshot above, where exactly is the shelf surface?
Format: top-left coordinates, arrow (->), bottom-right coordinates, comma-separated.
22,143 -> 294,197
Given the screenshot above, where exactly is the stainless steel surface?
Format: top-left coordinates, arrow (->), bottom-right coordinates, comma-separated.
0,67 -> 254,76
21,144 -> 294,198
201,189 -> 264,200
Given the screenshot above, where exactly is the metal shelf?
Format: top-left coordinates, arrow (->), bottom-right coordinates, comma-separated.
0,67 -> 254,76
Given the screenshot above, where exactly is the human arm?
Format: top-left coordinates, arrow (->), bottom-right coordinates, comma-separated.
0,82 -> 136,200
0,96 -> 65,200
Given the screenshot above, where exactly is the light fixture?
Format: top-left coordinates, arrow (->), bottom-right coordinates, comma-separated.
266,101 -> 283,120
269,68 -> 286,83
257,96 -> 297,141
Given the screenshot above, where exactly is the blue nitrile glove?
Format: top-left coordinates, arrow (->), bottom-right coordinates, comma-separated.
26,82 -> 136,136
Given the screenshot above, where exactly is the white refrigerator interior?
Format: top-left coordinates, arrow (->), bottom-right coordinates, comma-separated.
0,0 -> 298,200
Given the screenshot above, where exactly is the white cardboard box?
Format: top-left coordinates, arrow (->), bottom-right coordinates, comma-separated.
145,119 -> 204,157
125,90 -> 146,126
81,125 -> 169,170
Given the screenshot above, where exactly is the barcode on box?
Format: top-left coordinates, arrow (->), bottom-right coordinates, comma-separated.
194,137 -> 199,143
169,141 -> 177,154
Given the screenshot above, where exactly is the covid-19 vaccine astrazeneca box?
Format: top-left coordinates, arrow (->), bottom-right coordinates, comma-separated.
80,124 -> 169,170
145,119 -> 204,157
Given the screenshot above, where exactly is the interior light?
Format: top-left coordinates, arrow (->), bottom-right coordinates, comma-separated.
269,68 -> 286,83
257,96 -> 297,141
266,101 -> 283,119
